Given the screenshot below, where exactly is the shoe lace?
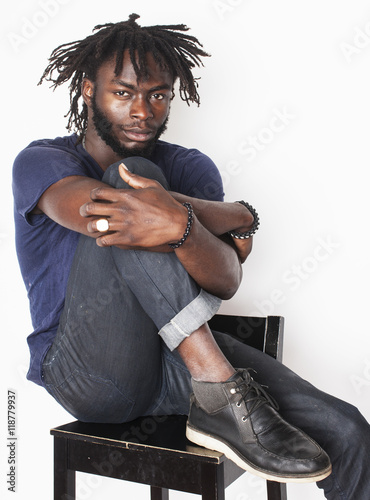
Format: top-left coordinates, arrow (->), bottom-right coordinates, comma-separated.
232,369 -> 279,419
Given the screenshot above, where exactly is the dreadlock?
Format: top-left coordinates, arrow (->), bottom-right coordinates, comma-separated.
38,13 -> 210,135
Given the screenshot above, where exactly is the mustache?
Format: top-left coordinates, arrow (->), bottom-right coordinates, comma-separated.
120,123 -> 156,132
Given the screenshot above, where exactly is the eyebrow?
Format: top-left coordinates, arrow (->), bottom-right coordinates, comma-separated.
111,79 -> 172,93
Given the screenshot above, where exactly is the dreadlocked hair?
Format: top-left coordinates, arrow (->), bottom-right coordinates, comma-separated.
38,13 -> 210,135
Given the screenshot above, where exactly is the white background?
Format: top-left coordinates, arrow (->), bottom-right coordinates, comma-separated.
1,1 -> 370,499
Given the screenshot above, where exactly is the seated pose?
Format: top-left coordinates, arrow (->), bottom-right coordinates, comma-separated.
12,14 -> 370,498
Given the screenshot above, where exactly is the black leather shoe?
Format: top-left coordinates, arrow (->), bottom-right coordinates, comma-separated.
186,369 -> 332,483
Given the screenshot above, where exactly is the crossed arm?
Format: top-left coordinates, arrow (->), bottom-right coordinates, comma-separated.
36,164 -> 255,300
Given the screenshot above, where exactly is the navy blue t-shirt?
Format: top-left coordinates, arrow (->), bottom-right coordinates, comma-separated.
12,134 -> 224,387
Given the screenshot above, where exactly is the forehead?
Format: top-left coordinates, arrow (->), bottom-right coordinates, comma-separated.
96,50 -> 173,87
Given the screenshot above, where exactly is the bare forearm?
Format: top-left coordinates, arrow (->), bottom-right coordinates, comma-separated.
171,192 -> 255,266
174,216 -> 250,300
171,193 -> 254,236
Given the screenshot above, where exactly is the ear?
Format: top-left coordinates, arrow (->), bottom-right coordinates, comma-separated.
81,78 -> 94,107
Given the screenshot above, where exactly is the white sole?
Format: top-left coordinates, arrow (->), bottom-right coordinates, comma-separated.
186,425 -> 332,484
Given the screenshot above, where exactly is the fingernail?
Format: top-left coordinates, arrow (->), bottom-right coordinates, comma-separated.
120,163 -> 129,171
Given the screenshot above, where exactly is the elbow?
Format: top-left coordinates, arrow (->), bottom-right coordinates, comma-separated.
219,283 -> 239,301
214,266 -> 243,301
218,288 -> 237,301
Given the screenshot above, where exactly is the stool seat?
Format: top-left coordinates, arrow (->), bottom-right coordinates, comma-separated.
51,415 -> 246,499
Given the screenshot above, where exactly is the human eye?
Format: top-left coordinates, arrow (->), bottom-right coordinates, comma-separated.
151,93 -> 166,101
114,90 -> 130,98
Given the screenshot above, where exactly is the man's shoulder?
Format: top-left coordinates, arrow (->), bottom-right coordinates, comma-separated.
13,133 -> 102,177
13,134 -> 82,170
12,133 -> 103,192
153,140 -> 218,174
153,140 -> 223,201
154,139 -> 209,160
18,134 -> 80,156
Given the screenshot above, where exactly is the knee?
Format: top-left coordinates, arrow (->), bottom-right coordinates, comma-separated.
335,402 -> 369,447
285,387 -> 369,455
320,399 -> 369,457
102,157 -> 169,189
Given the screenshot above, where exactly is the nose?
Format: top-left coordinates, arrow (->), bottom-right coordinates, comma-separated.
130,96 -> 153,121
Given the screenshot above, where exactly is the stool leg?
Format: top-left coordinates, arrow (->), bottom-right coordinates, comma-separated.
54,437 -> 76,500
266,480 -> 287,500
150,486 -> 169,500
201,463 -> 225,500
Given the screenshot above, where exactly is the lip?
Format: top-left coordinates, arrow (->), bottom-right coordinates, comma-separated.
123,128 -> 155,142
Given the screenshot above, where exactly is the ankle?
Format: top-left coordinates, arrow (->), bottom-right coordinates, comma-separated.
192,366 -> 236,383
176,323 -> 236,383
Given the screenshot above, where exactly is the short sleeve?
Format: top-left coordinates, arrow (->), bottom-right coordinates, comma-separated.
12,145 -> 89,225
179,149 -> 224,202
152,142 -> 225,202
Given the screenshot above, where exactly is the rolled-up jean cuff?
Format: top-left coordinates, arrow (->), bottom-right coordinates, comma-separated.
158,289 -> 222,351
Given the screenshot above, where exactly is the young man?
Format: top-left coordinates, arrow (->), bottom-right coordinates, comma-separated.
12,14 -> 369,498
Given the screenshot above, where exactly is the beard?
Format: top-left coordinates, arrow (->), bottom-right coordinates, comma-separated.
91,94 -> 169,159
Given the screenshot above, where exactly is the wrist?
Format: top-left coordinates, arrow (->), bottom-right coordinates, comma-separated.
169,202 -> 194,249
228,201 -> 260,239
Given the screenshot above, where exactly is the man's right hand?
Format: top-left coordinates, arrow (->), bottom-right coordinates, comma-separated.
79,163 -> 189,250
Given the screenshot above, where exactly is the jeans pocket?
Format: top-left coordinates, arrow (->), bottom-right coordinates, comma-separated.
45,369 -> 135,423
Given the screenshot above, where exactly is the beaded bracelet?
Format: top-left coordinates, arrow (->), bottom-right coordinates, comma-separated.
228,201 -> 260,239
169,202 -> 194,249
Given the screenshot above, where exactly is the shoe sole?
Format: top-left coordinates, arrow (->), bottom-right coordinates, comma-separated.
186,424 -> 332,483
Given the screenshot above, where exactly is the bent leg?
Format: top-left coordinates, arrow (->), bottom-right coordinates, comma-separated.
43,157 -> 221,422
105,158 -> 221,348
105,159 -> 233,382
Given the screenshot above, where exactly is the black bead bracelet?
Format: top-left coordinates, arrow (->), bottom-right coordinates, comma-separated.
169,202 -> 194,249
228,201 -> 260,239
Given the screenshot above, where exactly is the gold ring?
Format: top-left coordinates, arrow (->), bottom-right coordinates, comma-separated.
96,218 -> 109,232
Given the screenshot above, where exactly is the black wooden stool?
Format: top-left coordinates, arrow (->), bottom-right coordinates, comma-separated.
51,314 -> 288,500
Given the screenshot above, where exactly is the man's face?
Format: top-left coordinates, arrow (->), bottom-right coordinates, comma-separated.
90,50 -> 173,158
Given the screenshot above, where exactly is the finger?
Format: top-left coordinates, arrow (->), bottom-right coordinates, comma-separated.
79,201 -> 114,217
95,233 -> 119,248
86,218 -> 112,233
119,163 -> 159,190
89,185 -> 120,202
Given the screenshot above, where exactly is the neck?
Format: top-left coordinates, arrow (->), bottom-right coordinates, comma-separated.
83,127 -> 122,171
